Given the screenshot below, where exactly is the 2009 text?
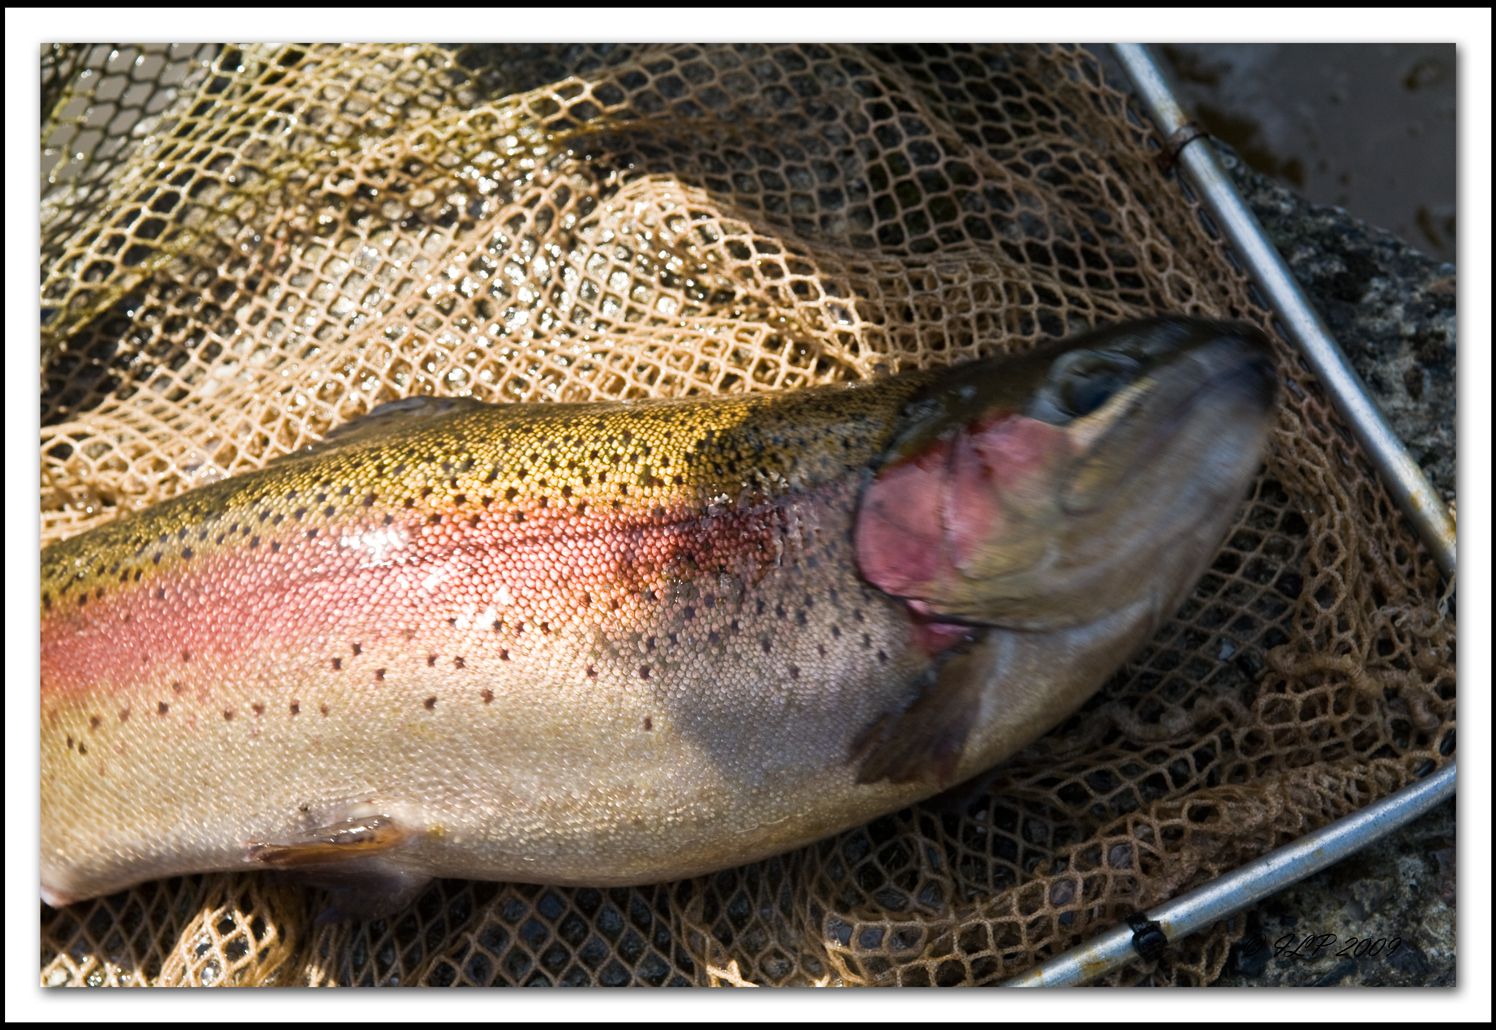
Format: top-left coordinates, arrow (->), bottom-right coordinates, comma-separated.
1273,934 -> 1402,960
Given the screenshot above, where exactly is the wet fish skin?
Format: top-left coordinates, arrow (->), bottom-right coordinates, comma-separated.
40,316 -> 1274,908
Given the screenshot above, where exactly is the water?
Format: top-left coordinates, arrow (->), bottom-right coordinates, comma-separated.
1159,44 -> 1456,263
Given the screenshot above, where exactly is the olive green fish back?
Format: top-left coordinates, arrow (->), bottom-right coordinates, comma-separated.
40,43 -> 1453,987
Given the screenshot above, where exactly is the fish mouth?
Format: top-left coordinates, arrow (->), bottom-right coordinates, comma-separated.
1061,333 -> 1275,518
1156,336 -> 1277,440
1199,334 -> 1276,409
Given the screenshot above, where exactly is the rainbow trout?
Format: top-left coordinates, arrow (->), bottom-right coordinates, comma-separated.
41,317 -> 1274,911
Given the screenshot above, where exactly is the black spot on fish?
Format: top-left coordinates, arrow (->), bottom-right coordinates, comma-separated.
252,703 -> 265,716
289,701 -> 300,715
424,696 -> 437,710
364,493 -> 378,507
331,657 -> 342,671
643,716 -> 653,731
481,688 -> 495,704
319,703 -> 330,716
427,654 -> 438,667
375,668 -> 386,681
324,505 -> 336,518
352,642 -> 362,656
585,665 -> 597,679
223,709 -> 234,721
158,702 -> 170,716
89,715 -> 101,730
77,743 -> 87,756
454,656 -> 466,669
119,707 -> 131,722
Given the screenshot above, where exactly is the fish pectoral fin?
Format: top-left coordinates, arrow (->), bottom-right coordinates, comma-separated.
925,764 -> 1007,817
849,633 -> 997,787
246,812 -> 411,868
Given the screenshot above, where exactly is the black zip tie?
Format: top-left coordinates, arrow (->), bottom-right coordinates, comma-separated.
1155,122 -> 1208,175
1127,913 -> 1168,962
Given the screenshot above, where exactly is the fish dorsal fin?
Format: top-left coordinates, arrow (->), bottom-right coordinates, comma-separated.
270,395 -> 487,467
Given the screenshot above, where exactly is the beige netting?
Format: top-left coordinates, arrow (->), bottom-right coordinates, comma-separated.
39,43 -> 1453,987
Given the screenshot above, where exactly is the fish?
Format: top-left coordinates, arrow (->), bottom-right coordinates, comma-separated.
40,316 -> 1275,912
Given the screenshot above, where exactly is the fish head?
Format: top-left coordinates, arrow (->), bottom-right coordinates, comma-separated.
856,317 -> 1277,631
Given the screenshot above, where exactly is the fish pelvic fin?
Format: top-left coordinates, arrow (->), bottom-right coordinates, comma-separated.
246,812 -> 411,867
247,809 -> 432,922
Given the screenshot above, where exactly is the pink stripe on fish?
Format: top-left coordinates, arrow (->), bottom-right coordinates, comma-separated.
41,485 -> 849,706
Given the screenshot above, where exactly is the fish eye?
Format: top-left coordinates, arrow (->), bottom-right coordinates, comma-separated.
1053,350 -> 1140,418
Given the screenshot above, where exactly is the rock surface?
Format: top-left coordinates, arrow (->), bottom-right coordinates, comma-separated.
1208,143 -> 1456,988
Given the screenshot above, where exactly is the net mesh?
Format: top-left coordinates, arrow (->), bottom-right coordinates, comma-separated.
39,42 -> 1454,987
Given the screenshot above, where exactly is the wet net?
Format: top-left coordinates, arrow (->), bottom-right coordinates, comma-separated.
39,43 -> 1454,987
